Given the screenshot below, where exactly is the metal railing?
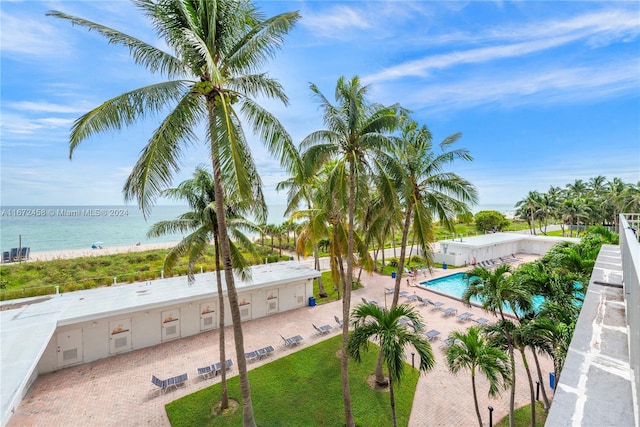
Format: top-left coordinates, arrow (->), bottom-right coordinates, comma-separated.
620,214 -> 640,417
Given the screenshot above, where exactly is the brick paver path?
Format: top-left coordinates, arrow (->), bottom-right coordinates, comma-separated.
8,255 -> 553,426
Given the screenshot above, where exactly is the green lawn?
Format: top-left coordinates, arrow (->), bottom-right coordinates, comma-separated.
166,335 -> 420,427
495,401 -> 547,427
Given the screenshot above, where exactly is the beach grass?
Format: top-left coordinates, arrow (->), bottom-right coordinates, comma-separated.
165,334 -> 419,427
0,246 -> 287,301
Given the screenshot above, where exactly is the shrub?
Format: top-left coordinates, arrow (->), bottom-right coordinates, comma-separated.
387,257 -> 399,267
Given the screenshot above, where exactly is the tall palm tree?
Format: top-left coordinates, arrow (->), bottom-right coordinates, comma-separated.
49,2 -> 299,425
387,118 -> 477,309
462,264 -> 532,427
348,303 -> 435,427
446,326 -> 511,427
300,75 -> 400,427
147,165 -> 259,410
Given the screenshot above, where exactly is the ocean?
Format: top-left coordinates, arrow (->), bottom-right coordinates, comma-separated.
0,204 -> 289,253
0,203 -> 514,253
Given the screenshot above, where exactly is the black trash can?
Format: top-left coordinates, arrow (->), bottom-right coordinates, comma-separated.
308,296 -> 316,307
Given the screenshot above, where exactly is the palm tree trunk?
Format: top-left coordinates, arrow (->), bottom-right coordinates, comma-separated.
471,372 -> 483,427
374,351 -> 388,386
392,204 -> 413,308
341,162 -> 356,427
532,350 -> 550,411
214,234 -> 229,410
389,376 -> 398,427
509,346 -> 516,427
314,244 -> 327,297
519,348 -> 536,427
209,106 -> 256,427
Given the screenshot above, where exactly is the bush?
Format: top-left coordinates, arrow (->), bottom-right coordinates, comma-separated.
411,255 -> 423,264
388,257 -> 399,267
474,210 -> 510,232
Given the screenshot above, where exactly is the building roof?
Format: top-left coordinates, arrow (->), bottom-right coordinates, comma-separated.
1,261 -> 320,424
440,232 -> 580,249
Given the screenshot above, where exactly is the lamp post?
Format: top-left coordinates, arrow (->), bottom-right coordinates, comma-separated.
411,352 -> 415,369
488,406 -> 494,427
536,381 -> 540,401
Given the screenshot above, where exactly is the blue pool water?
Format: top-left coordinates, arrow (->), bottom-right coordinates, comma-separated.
418,272 -> 545,313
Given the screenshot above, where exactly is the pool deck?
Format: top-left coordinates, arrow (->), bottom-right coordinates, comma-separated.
6,254 -> 551,426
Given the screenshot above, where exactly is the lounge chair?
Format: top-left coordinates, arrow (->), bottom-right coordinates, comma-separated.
213,359 -> 233,376
197,365 -> 214,380
150,373 -> 188,396
385,288 -> 394,294
280,334 -> 303,348
456,312 -> 473,322
425,329 -> 440,341
361,297 -> 378,306
20,247 -> 30,261
399,290 -> 409,297
313,323 -> 332,335
440,338 -> 454,350
245,350 -> 258,362
475,318 -> 489,326
334,315 -> 343,327
426,299 -> 445,310
256,345 -> 275,359
416,296 -> 428,306
9,248 -> 18,262
404,294 -> 418,302
2,251 -> 10,263
442,307 -> 458,317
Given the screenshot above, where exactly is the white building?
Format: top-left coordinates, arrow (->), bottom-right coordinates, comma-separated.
433,232 -> 580,267
1,261 -> 320,426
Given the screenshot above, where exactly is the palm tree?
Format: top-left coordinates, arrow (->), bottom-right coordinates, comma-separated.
300,75 -> 401,427
515,191 -> 543,235
462,264 -> 532,427
348,303 -> 435,427
147,165 -> 259,410
49,2 -> 299,425
387,118 -> 477,309
446,326 -> 511,427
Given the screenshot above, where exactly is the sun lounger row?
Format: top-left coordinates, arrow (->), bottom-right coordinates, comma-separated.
197,359 -> 233,380
150,373 -> 188,396
2,247 -> 30,263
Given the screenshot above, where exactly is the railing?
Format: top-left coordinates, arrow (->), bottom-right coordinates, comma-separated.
620,213 -> 640,412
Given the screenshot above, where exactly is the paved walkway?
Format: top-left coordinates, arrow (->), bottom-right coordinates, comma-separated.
8,255 -> 553,426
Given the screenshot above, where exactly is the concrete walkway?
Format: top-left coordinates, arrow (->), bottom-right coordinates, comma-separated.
8,255 -> 553,427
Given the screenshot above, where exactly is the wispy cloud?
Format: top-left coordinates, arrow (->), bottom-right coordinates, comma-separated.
364,8 -> 640,84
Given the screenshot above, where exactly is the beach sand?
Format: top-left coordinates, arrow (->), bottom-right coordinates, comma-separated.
27,241 -> 180,262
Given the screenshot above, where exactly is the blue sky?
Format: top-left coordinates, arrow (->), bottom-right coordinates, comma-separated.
1,1 -> 639,212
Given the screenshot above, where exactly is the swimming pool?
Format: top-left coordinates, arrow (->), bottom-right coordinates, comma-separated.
418,272 -> 545,313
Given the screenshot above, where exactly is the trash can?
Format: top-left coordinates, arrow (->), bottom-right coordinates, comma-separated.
442,262 -> 447,270
391,271 -> 397,279
549,372 -> 555,389
308,296 -> 316,307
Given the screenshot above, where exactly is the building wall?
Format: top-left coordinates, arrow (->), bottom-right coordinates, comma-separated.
37,279 -> 313,374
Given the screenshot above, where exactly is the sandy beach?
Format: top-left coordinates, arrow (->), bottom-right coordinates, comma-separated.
27,241 -> 180,262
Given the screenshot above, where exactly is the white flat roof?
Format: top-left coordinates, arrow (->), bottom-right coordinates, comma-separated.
1,261 -> 320,424
441,232 -> 580,249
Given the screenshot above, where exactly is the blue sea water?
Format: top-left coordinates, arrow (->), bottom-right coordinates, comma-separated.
0,204 -> 289,253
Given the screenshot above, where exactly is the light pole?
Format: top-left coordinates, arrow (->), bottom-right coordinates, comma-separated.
488,406 -> 494,427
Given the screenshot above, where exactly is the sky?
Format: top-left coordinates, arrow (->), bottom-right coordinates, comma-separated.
1,0 -> 639,213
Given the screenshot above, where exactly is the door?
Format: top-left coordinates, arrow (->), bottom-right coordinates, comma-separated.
266,290 -> 279,314
109,319 -> 132,354
295,284 -> 306,306
200,302 -> 216,331
161,309 -> 180,341
57,328 -> 83,367
238,295 -> 252,320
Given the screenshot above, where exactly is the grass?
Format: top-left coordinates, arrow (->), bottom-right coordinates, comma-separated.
495,401 -> 547,427
0,247 -> 289,301
165,335 -> 420,427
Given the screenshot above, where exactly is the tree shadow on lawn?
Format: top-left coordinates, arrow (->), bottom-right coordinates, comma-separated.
165,335 -> 420,427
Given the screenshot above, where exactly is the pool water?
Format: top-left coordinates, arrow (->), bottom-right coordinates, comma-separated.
418,272 -> 545,314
